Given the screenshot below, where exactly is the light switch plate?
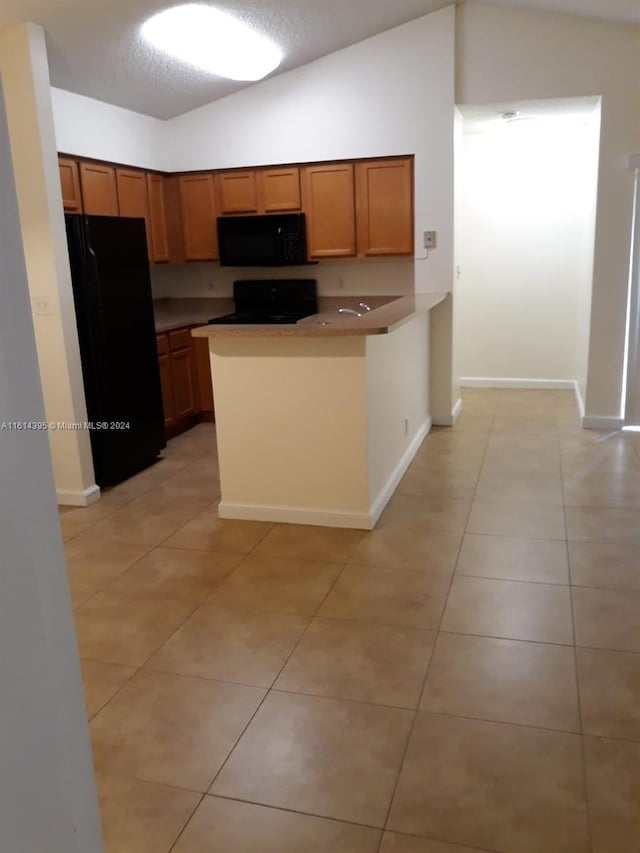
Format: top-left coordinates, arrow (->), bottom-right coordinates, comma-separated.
33,297 -> 53,316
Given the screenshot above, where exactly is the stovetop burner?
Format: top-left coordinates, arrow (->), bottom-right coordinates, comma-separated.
207,279 -> 318,326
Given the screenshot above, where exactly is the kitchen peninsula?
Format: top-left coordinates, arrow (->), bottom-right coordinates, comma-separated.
192,292 -> 447,530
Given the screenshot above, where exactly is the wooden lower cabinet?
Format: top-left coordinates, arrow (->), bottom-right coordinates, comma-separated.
156,335 -> 176,432
193,337 -> 215,419
170,346 -> 197,421
156,326 -> 214,437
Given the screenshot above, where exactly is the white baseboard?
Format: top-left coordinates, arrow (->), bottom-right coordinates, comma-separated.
56,484 -> 100,507
218,501 -> 375,530
219,417 -> 432,531
459,377 -> 576,390
573,381 -> 585,420
581,415 -> 624,431
368,416 -> 431,525
458,377 -> 623,432
432,401 -> 462,427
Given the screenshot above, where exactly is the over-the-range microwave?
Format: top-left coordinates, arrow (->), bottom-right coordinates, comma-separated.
217,212 -> 309,267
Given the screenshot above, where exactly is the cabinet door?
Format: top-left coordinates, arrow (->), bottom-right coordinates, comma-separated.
301,163 -> 356,258
193,336 -> 215,418
80,162 -> 119,216
116,168 -> 151,258
171,347 -> 197,421
179,174 -> 218,260
355,157 -> 414,256
156,335 -> 176,431
164,175 -> 186,264
217,170 -> 258,214
147,174 -> 170,263
58,157 -> 82,212
257,167 -> 300,212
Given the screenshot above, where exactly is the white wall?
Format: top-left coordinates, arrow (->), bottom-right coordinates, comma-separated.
367,313 -> 429,506
455,109 -> 600,385
456,1 -> 639,420
150,257 -> 414,300
0,72 -> 103,853
164,7 -> 455,296
51,86 -> 168,171
50,8 -> 455,295
0,23 -> 98,505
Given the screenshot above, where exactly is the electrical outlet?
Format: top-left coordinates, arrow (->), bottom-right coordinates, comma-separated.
404,418 -> 409,435
423,231 -> 437,250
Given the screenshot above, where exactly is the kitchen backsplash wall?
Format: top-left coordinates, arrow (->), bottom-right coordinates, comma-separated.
150,258 -> 414,300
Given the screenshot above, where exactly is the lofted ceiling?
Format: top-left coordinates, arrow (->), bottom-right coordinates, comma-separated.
0,0 -> 637,120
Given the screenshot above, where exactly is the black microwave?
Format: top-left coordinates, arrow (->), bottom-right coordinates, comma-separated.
217,212 -> 308,267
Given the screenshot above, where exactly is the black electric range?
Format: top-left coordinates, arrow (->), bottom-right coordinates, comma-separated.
209,279 -> 318,326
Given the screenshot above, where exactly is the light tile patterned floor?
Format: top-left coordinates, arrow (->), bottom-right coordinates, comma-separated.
59,389 -> 640,853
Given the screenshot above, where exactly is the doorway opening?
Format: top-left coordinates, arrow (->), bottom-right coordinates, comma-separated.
453,96 -> 601,417
622,163 -> 640,428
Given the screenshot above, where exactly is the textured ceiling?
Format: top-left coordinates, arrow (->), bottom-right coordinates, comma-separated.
0,0 -> 454,118
0,0 -> 636,119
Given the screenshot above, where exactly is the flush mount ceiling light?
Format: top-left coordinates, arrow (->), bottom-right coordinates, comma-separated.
140,3 -> 283,81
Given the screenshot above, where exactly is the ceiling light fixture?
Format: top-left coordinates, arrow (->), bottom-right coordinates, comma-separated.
140,3 -> 283,81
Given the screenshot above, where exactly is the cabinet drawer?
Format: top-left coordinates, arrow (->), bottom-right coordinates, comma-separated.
168,328 -> 192,352
156,333 -> 169,356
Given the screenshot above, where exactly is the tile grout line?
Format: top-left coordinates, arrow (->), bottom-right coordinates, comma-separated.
560,440 -> 595,853
165,550 -> 359,849
374,418 -> 492,852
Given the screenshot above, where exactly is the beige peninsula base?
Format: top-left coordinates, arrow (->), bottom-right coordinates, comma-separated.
193,295 -> 445,529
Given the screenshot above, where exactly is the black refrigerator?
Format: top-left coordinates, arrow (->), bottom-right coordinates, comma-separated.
65,214 -> 165,488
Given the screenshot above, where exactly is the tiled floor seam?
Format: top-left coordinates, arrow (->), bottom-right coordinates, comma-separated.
374,417 -> 491,853
561,444 -> 596,853
195,552 -> 354,807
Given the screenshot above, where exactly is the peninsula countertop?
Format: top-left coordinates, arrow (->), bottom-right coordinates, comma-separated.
189,292 -> 448,339
153,297 -> 234,333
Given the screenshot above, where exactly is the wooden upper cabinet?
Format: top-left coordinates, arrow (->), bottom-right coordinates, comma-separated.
116,168 -> 152,258
217,170 -> 258,214
179,174 -> 218,261
147,173 -> 170,263
163,175 -> 186,265
257,167 -> 301,212
355,157 -> 414,256
58,157 -> 82,212
301,163 -> 356,258
79,162 -> 119,216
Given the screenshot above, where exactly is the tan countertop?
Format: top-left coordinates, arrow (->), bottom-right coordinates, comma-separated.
153,298 -> 235,333
190,293 -> 448,338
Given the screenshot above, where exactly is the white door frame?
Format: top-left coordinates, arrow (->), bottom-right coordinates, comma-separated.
623,157 -> 640,426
